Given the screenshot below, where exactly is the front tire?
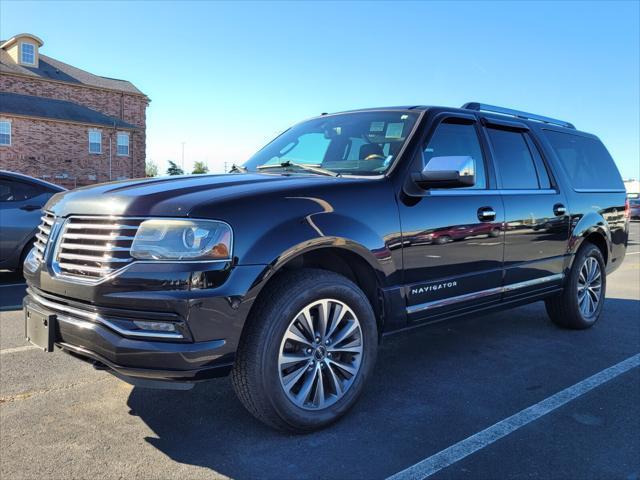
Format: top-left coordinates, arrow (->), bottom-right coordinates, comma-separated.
231,268 -> 378,432
545,242 -> 606,329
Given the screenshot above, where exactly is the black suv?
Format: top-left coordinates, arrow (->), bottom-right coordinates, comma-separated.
23,103 -> 629,432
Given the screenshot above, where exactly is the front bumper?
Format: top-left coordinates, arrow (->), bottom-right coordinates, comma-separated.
24,292 -> 229,381
24,261 -> 268,386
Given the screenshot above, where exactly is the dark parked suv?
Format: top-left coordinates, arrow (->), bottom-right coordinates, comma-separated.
23,103 -> 629,431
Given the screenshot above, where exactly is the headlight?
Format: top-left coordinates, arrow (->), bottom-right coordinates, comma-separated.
130,219 -> 232,261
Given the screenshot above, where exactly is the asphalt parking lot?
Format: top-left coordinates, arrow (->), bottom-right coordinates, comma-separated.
1,223 -> 639,480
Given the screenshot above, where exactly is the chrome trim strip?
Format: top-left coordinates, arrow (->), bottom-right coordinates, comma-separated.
28,289 -> 184,340
406,273 -> 564,315
61,232 -> 136,241
407,286 -> 503,314
60,243 -> 131,252
430,189 -> 558,196
498,189 -> 558,195
573,188 -> 626,193
57,262 -> 115,274
58,252 -> 133,263
502,273 -> 564,292
65,223 -> 139,230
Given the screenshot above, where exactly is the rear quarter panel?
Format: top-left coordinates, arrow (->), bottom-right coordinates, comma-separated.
530,124 -> 628,273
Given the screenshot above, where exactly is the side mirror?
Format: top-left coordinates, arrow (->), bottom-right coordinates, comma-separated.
413,155 -> 476,189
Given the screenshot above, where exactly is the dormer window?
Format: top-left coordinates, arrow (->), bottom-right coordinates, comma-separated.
1,34 -> 43,67
21,42 -> 35,65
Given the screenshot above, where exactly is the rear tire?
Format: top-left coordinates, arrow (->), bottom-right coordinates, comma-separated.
545,242 -> 606,329
231,268 -> 378,432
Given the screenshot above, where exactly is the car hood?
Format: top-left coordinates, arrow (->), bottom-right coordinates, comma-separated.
45,173 -> 343,217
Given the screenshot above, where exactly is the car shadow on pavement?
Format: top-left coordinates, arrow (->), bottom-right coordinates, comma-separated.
126,298 -> 640,480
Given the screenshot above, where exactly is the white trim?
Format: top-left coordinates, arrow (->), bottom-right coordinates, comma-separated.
116,132 -> 129,156
88,129 -> 102,154
387,353 -> 640,480
20,42 -> 36,65
0,119 -> 11,146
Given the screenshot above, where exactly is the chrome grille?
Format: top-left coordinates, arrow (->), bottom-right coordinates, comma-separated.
54,216 -> 143,280
33,212 -> 55,262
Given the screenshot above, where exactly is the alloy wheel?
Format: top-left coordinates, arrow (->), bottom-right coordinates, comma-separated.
278,299 -> 363,410
577,256 -> 602,318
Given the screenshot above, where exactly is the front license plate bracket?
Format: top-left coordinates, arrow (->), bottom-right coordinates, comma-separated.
25,306 -> 56,352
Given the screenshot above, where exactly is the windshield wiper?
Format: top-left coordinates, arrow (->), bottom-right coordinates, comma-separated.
257,161 -> 339,177
228,164 -> 247,173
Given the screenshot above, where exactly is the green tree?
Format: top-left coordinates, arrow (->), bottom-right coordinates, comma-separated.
145,159 -> 158,177
192,161 -> 209,174
166,160 -> 184,176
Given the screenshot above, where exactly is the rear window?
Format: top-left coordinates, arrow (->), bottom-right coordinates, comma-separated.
544,131 -> 624,190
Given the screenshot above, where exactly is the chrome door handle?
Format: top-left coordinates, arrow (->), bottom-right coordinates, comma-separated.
478,207 -> 496,222
554,203 -> 567,216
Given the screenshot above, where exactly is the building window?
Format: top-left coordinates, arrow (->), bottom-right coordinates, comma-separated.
89,130 -> 102,154
117,132 -> 129,156
21,43 -> 35,65
0,120 -> 11,146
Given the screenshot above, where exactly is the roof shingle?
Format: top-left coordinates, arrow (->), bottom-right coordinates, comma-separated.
0,91 -> 137,129
0,48 -> 146,97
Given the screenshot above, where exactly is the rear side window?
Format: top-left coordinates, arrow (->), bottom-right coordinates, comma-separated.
486,128 -> 540,189
544,131 -> 624,190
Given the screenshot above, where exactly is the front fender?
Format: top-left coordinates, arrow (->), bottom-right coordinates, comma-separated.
240,213 -> 396,284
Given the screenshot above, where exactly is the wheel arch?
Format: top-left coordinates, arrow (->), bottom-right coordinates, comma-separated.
569,212 -> 611,267
242,242 -> 388,339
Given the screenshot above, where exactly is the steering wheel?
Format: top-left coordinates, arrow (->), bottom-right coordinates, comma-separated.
363,153 -> 386,161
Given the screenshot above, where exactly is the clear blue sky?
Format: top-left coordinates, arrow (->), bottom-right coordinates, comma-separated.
1,1 -> 638,178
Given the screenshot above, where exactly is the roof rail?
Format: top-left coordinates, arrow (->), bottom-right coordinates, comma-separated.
462,102 -> 575,129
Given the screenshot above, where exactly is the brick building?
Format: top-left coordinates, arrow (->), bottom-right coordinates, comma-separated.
0,33 -> 149,188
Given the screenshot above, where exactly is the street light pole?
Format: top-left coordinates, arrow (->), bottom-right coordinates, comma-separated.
181,142 -> 185,172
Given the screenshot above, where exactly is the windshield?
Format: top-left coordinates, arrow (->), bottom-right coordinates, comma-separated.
243,111 -> 420,176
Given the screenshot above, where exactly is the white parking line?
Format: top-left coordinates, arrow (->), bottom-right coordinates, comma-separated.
0,282 -> 26,288
387,353 -> 640,480
0,345 -> 38,355
627,251 -> 640,255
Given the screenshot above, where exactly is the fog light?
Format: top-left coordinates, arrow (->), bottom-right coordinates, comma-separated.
133,321 -> 177,332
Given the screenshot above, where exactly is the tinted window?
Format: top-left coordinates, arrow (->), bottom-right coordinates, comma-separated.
0,179 -> 47,202
544,130 -> 624,190
423,122 -> 486,189
487,128 -> 539,189
524,135 -> 552,189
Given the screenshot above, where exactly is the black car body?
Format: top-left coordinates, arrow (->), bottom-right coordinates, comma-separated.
23,103 -> 629,431
0,171 -> 65,270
